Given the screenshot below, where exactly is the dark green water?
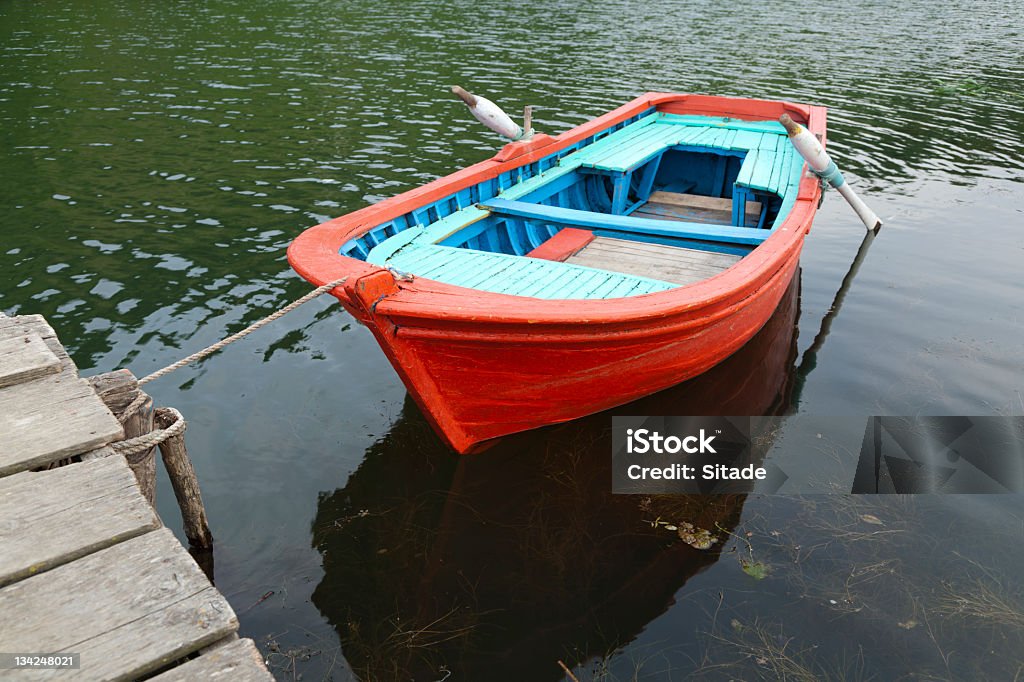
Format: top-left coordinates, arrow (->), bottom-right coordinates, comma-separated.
2,0 -> 1023,679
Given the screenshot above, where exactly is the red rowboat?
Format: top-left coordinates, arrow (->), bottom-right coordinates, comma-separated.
288,93 -> 825,453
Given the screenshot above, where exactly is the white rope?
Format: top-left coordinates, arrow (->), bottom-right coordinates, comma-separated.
138,278 -> 347,385
109,407 -> 187,458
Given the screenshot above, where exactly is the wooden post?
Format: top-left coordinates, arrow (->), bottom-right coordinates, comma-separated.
122,392 -> 157,506
154,407 -> 213,551
86,369 -> 138,414
88,370 -> 156,505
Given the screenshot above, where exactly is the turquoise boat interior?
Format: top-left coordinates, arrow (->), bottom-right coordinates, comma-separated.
341,111 -> 805,299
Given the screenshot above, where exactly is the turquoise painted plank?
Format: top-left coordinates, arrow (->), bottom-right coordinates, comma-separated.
628,125 -> 693,162
758,132 -> 784,151
756,135 -> 782,189
390,247 -> 457,276
592,275 -> 635,299
580,124 -> 673,172
736,148 -> 758,187
385,243 -> 677,299
586,120 -> 666,159
740,134 -> 778,192
462,259 -> 524,290
717,128 -> 738,153
657,114 -> 787,135
509,263 -> 566,297
579,116 -> 661,154
680,127 -> 724,148
365,226 -> 424,265
500,164 -> 578,201
748,152 -> 777,191
565,116 -> 787,176
579,120 -> 728,173
559,268 -> 610,298
783,144 -> 803,194
619,122 -> 686,153
571,116 -> 660,164
508,262 -> 571,298
448,250 -> 503,281
388,245 -> 451,272
672,125 -> 715,146
705,127 -> 737,148
481,198 -> 769,246
601,279 -> 636,298
730,129 -> 764,152
767,138 -> 790,195
514,265 -> 579,298
416,206 -> 490,244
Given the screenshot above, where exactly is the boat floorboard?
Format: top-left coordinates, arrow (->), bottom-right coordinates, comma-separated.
633,191 -> 761,227
565,236 -> 743,286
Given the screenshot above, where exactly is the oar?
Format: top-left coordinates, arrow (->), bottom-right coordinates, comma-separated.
779,114 -> 882,231
451,85 -> 534,141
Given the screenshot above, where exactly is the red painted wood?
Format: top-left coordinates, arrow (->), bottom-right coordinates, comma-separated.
287,93 -> 827,453
525,228 -> 595,261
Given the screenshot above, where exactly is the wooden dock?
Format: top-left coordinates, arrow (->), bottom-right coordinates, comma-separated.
0,313 -> 272,681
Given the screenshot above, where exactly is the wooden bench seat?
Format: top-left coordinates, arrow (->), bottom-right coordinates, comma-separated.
481,198 -> 770,246
566,236 -> 743,286
569,115 -> 785,175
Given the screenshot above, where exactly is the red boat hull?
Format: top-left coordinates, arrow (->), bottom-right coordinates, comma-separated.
288,93 -> 825,453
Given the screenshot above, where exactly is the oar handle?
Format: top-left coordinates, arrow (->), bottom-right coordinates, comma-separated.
780,114 -> 882,231
451,85 -> 530,141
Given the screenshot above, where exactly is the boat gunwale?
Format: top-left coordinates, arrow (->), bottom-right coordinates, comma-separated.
287,93 -> 826,326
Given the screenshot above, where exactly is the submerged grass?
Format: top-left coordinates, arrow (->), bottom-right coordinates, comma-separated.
695,618 -> 872,682
936,554 -> 1024,631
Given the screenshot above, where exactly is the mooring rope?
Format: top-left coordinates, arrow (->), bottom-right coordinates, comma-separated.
138,278 -> 347,385
109,407 -> 187,458
118,391 -> 150,424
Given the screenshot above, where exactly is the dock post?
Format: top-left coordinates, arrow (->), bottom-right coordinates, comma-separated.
123,392 -> 157,506
155,407 -> 213,551
88,369 -> 157,505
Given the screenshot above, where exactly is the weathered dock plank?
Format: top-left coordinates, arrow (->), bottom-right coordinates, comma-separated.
0,315 -> 74,372
150,638 -> 274,682
0,333 -> 60,389
0,373 -> 125,475
0,528 -> 238,681
0,316 -> 123,475
0,312 -> 271,680
0,456 -> 160,588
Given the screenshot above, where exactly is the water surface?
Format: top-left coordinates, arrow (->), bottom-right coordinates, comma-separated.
2,0 -> 1023,679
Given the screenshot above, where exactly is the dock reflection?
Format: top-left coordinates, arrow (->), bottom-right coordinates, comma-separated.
310,274 -> 800,681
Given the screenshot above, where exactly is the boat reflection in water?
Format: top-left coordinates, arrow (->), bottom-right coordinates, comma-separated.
310,275 -> 800,681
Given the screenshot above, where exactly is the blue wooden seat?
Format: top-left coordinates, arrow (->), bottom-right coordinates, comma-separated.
569,115 -> 785,174
481,198 -> 770,246
557,114 -> 795,219
375,243 -> 676,299
732,133 -> 801,226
